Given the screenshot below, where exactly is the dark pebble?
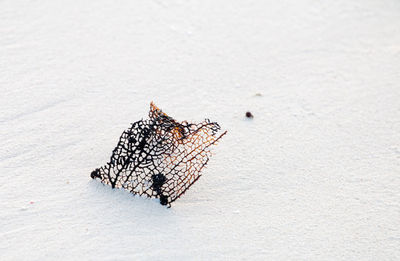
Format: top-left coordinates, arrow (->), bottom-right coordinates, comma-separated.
245,112 -> 254,118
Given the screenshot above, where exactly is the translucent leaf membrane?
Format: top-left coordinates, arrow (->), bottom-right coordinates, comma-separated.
91,102 -> 227,207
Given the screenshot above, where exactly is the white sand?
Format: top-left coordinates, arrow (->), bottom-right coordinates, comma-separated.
1,0 -> 399,260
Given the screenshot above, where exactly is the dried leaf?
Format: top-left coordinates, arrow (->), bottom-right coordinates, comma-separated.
91,102 -> 226,207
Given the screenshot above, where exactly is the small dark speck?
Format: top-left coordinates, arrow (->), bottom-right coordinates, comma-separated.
246,112 -> 254,118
